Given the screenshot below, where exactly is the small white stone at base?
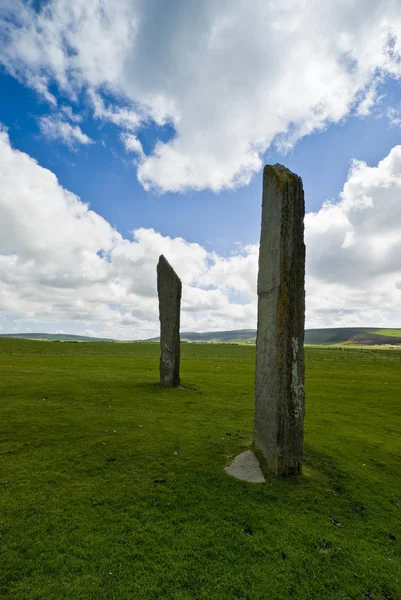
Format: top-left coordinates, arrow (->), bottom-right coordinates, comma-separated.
225,450 -> 265,483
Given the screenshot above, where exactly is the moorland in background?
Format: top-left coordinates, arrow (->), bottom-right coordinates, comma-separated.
2,326 -> 401,346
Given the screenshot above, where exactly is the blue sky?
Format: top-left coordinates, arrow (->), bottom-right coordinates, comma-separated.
0,1 -> 401,338
2,69 -> 401,253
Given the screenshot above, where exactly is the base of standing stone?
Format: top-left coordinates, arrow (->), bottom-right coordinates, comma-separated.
224,450 -> 265,483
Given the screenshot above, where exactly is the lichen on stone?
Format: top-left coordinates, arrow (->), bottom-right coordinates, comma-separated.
264,164 -> 301,193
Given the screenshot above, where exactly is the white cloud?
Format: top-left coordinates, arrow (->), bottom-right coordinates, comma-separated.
0,130 -> 255,338
387,106 -> 401,127
356,82 -> 383,117
1,0 -> 401,191
305,146 -> 401,327
120,133 -> 144,157
89,91 -> 145,131
39,115 -> 93,148
0,130 -> 401,337
60,105 -> 82,123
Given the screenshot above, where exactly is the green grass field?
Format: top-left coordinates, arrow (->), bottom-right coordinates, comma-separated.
374,329 -> 401,338
0,339 -> 400,600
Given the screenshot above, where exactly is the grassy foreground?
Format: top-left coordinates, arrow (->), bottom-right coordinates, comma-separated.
0,339 -> 400,600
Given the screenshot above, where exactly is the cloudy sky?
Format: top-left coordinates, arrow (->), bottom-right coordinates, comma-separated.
0,0 -> 401,339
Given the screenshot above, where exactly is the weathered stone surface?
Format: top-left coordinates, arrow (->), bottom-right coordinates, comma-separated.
225,450 -> 265,483
157,255 -> 182,387
254,164 -> 305,476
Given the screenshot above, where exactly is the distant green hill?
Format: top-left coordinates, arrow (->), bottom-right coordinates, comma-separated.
147,327 -> 401,346
146,329 -> 256,343
305,328 -> 401,346
0,333 -> 115,342
2,327 -> 401,346
179,329 -> 256,343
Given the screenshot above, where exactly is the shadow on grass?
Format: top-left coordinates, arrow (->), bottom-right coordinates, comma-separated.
304,444 -> 349,495
84,379 -> 203,401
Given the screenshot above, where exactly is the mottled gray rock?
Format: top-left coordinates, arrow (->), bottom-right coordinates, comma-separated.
225,450 -> 265,483
157,255 -> 182,387
254,164 -> 305,476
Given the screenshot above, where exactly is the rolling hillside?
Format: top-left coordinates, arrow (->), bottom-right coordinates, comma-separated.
305,328 -> 401,345
0,333 -> 115,342
147,327 -> 401,345
2,328 -> 401,345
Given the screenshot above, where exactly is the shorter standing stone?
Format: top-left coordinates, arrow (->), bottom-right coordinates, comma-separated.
157,255 -> 182,387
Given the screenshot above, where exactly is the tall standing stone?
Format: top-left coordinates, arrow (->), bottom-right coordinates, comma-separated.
157,255 -> 182,387
254,164 -> 306,476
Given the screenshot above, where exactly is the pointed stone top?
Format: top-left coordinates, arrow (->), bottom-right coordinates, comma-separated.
263,164 -> 302,190
157,255 -> 181,282
158,254 -> 171,268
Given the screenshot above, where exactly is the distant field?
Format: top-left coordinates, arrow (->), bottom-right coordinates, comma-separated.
0,339 -> 400,599
374,329 -> 401,338
0,333 -> 114,342
153,327 -> 401,346
3,326 -> 401,346
305,328 -> 401,346
1,337 -> 401,362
